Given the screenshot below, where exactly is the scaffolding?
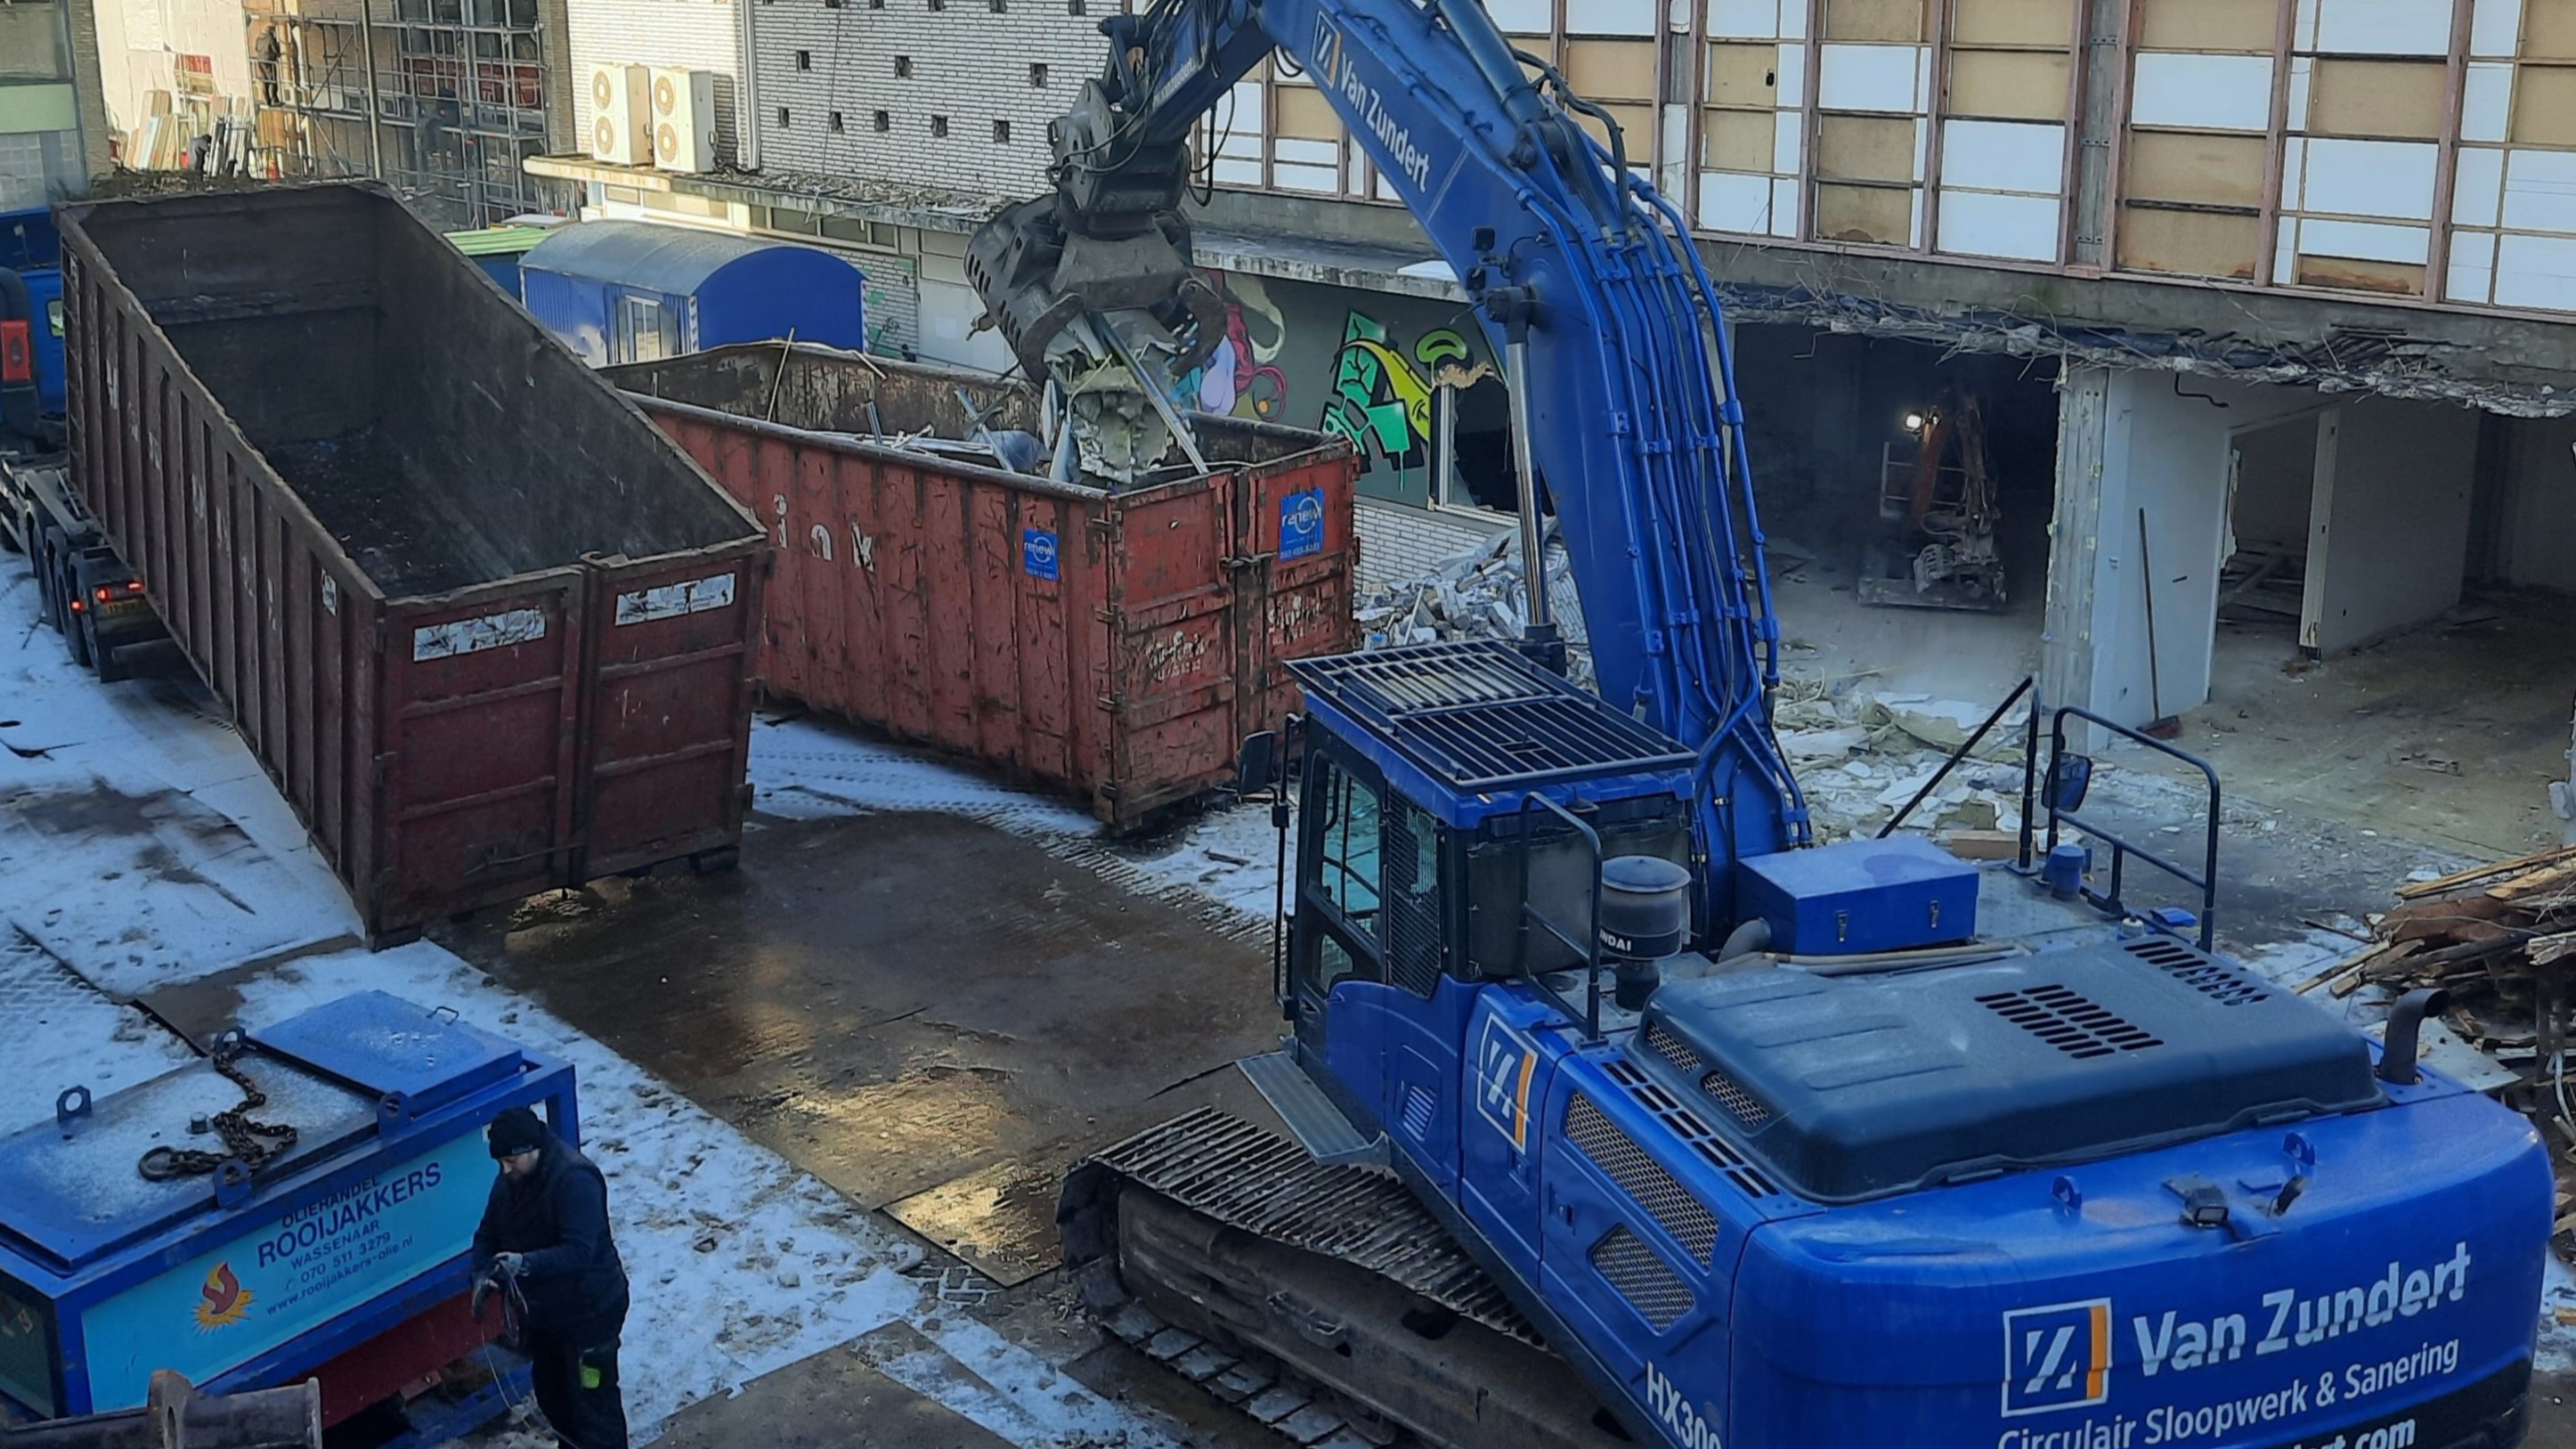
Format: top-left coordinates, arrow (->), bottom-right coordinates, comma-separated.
244,0 -> 562,229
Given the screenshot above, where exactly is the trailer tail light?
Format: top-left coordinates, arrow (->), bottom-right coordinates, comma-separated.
0,319 -> 28,385
94,586 -> 113,604
127,580 -> 145,592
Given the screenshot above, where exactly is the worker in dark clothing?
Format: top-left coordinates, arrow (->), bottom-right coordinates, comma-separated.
473,1106 -> 630,1449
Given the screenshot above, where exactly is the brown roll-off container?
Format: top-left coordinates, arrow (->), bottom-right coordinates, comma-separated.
55,183 -> 770,944
607,344 -> 1359,831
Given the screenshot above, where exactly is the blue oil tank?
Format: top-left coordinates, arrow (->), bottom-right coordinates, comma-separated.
518,220 -> 870,366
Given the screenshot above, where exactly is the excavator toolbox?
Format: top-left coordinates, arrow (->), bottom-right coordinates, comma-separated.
1733,833 -> 1979,955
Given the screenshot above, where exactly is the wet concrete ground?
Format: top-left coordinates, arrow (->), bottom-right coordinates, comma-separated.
2539,1378 -> 2576,1445
435,807 -> 1291,1448
444,810 -> 1286,1210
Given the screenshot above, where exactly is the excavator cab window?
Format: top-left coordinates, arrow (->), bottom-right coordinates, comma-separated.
1312,754 -> 1383,929
1292,740 -> 1456,1012
1296,750 -> 1389,1010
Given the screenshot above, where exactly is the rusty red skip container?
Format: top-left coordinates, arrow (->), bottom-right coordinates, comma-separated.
55,184 -> 769,944
608,345 -> 1358,830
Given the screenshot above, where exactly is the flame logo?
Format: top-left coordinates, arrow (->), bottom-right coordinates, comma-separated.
194,1262 -> 254,1331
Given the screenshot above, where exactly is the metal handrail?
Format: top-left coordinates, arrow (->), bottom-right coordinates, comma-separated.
1878,675 -> 2034,841
2043,704 -> 2223,949
1516,793 -> 1607,1041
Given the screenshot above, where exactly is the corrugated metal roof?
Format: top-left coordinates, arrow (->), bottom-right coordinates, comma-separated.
519,220 -> 852,295
447,223 -> 560,258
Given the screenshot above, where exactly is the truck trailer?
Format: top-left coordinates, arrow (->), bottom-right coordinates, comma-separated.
43,183 -> 772,944
1,207 -> 170,683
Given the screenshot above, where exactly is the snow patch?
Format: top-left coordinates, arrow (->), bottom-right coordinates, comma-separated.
0,557 -> 1196,1447
0,563 -> 359,999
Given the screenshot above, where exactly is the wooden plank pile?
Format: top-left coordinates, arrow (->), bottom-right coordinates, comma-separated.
2300,843 -> 2576,1022
2302,843 -> 2576,1250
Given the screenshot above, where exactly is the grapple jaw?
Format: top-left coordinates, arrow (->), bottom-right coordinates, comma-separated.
965,195 -> 1226,387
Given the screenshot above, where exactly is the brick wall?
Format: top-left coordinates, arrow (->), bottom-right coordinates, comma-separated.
752,0 -> 1116,196
569,0 -> 745,166
1353,498 -> 1513,594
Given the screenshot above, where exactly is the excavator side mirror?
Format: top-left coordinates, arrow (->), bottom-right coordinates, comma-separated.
2047,754 -> 2094,813
1235,730 -> 1279,798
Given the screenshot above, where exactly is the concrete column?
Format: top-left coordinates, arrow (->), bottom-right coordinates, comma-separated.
2041,365 -> 2111,722
65,0 -> 114,183
2044,366 -> 2260,731
2501,417 -> 2576,592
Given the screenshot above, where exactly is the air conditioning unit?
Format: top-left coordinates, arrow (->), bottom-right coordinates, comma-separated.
587,63 -> 650,165
649,67 -> 719,173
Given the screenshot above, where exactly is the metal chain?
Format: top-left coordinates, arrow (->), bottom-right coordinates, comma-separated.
137,1044 -> 298,1180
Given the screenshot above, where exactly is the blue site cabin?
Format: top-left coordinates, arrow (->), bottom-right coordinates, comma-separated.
0,991 -> 577,1422
518,220 -> 869,367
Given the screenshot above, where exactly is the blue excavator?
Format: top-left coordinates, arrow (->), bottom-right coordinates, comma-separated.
965,3 -> 2556,1445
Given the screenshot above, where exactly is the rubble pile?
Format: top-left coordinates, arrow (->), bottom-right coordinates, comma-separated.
1773,672 -> 2032,843
2320,843 -> 2576,1005
2312,843 -> 2576,1027
1357,529 -> 1596,690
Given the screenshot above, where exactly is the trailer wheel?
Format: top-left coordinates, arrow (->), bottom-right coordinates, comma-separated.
688,846 -> 741,875
92,623 -> 125,683
63,596 -> 93,668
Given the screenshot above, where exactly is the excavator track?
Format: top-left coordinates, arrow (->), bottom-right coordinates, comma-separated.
1062,1108 -> 1629,1449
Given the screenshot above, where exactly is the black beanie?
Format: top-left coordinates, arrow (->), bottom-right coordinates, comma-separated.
487,1105 -> 546,1159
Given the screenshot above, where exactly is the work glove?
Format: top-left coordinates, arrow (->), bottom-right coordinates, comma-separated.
470,1273 -> 496,1320
492,1251 -> 526,1277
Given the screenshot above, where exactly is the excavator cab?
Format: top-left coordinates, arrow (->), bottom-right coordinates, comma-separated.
1246,641 -> 1709,1165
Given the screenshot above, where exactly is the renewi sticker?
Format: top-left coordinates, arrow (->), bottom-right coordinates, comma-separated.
615,571 -> 737,626
412,607 -> 547,662
1022,527 -> 1060,582
1279,488 -> 1325,562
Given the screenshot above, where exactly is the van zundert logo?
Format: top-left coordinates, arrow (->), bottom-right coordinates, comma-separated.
2004,1299 -> 2114,1417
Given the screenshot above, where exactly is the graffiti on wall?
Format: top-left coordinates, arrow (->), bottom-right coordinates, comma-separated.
1174,269 -> 1507,503
1175,271 -> 1291,421
1322,314 -> 1493,465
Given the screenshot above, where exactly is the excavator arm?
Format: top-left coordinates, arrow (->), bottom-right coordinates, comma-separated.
968,0 -> 1810,924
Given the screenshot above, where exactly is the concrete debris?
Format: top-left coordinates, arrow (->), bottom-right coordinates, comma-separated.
830,430 -> 1047,476
1772,672 -> 2029,843
1355,525 -> 1595,689
1777,724 -> 1869,761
